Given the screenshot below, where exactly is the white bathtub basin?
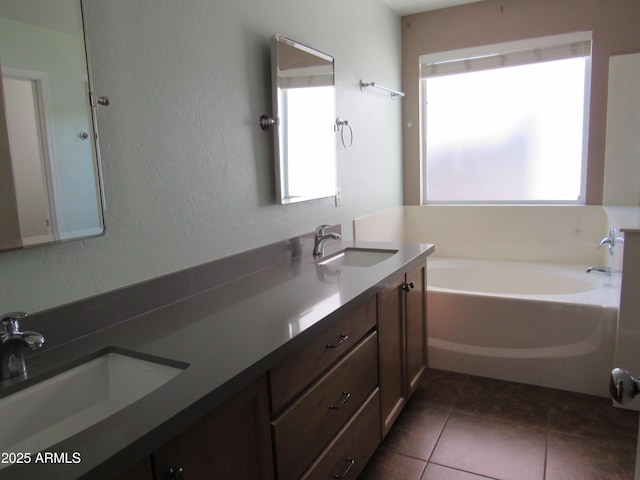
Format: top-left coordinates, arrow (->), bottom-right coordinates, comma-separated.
426,258 -> 621,307
317,247 -> 398,267
429,264 -> 594,295
426,257 -> 620,397
0,352 -> 185,458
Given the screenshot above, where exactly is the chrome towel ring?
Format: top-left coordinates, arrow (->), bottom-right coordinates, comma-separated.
335,117 -> 353,150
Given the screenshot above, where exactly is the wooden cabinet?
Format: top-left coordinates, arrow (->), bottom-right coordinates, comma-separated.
119,262 -> 428,479
269,297 -> 376,414
405,264 -> 427,397
116,457 -> 154,480
269,297 -> 379,480
151,376 -> 274,480
301,388 -> 381,480
377,272 -> 406,437
271,332 -> 378,480
377,263 -> 427,437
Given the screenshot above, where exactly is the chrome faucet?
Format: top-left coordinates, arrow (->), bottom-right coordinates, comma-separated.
313,225 -> 341,257
598,228 -> 624,256
1,312 -> 44,380
586,266 -> 611,276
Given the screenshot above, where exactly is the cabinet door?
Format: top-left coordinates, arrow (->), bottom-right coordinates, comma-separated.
116,456 -> 153,480
377,275 -> 406,438
405,264 -> 427,397
152,376 -> 274,480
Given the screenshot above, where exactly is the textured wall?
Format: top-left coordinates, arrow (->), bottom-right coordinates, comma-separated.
0,0 -> 403,314
603,53 -> 640,206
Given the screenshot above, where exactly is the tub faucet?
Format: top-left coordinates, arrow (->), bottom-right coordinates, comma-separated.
1,312 -> 44,380
313,225 -> 341,257
586,266 -> 611,276
598,228 -> 624,256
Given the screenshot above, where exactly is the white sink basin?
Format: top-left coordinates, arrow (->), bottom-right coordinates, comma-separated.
0,352 -> 185,459
317,247 -> 398,267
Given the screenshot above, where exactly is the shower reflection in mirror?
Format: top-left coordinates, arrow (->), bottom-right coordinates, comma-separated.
0,0 -> 105,252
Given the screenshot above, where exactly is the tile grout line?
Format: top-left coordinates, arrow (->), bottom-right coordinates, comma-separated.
424,373 -> 469,466
377,371 -> 472,477
543,387 -> 551,480
382,372 -> 469,476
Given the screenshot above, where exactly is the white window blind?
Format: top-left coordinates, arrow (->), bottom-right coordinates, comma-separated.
420,35 -> 591,78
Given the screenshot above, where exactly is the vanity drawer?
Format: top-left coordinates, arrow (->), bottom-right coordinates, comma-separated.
301,388 -> 381,480
269,296 -> 376,413
271,331 -> 378,480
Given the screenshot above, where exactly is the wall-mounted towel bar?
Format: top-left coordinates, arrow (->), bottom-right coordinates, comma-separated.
359,80 -> 405,98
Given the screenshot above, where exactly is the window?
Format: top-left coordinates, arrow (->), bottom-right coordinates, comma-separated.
420,33 -> 592,203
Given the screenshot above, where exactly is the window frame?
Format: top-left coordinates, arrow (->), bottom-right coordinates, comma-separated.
419,31 -> 592,205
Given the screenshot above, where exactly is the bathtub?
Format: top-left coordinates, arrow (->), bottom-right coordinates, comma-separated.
427,257 -> 621,397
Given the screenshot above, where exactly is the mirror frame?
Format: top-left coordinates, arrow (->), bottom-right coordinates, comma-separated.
81,0 -> 107,236
0,0 -> 106,252
271,34 -> 337,205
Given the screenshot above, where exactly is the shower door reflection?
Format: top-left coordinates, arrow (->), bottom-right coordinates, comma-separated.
0,0 -> 105,251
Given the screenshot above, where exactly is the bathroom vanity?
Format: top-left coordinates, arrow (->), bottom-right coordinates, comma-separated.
0,227 -> 433,479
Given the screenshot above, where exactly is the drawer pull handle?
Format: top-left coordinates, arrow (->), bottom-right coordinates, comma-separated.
327,335 -> 349,348
326,334 -> 349,349
330,391 -> 352,410
334,458 -> 355,478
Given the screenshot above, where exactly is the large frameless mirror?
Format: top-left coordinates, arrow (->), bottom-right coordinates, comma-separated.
270,34 -> 336,205
0,0 -> 106,252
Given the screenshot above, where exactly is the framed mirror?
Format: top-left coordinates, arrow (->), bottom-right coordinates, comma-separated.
271,34 -> 337,204
0,0 -> 106,252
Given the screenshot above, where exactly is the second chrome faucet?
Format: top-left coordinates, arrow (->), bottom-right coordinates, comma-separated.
586,228 -> 624,276
1,312 -> 44,380
598,227 -> 624,256
313,225 -> 341,257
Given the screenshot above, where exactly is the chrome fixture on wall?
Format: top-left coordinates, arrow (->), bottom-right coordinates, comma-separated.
359,80 -> 405,98
95,96 -> 110,106
259,114 -> 277,131
335,117 -> 353,150
598,227 -> 624,256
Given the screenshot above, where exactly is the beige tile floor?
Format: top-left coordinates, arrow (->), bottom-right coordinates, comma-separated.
360,369 -> 639,480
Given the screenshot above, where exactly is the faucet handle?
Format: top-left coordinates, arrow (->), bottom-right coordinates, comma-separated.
315,224 -> 331,235
598,237 -> 612,248
1,312 -> 28,335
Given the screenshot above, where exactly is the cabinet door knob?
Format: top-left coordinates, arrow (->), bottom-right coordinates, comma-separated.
402,281 -> 415,292
169,467 -> 184,480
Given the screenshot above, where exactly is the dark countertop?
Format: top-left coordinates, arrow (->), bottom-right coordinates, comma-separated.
0,237 -> 433,479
